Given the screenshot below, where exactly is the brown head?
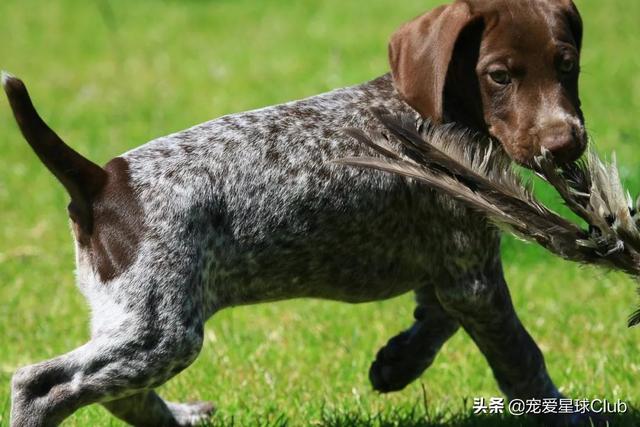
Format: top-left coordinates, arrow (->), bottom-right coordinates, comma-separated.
389,0 -> 586,166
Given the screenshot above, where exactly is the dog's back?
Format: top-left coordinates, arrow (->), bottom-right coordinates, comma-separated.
114,75 -> 497,313
3,72 -> 498,316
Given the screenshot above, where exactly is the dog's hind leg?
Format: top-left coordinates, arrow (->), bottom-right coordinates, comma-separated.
103,390 -> 214,427
369,285 -> 460,392
10,304 -> 207,426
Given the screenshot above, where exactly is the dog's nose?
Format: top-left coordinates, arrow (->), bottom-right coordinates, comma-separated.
539,124 -> 583,163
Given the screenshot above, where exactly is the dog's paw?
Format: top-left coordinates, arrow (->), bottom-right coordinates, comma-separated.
369,330 -> 432,393
166,400 -> 215,426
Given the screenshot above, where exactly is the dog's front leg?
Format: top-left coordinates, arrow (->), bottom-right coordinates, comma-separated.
369,285 -> 460,392
434,259 -> 559,400
434,258 -> 606,426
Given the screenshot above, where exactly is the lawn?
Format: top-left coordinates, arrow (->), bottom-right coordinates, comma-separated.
1,0 -> 640,425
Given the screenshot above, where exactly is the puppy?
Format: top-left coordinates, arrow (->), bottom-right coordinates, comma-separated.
4,0 -> 590,425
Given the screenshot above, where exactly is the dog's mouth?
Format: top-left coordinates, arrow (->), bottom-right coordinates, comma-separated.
490,131 -> 588,170
485,134 -> 535,169
540,126 -> 589,165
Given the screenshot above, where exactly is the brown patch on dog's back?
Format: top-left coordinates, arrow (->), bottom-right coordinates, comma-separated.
80,157 -> 145,282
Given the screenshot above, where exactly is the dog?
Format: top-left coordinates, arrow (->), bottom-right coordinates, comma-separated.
4,0 -> 590,425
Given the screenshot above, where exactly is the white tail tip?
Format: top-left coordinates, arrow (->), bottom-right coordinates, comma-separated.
1,70 -> 16,88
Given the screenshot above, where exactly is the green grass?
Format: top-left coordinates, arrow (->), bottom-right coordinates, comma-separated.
1,0 -> 640,425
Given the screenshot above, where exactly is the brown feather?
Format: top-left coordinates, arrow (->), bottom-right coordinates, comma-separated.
335,109 -> 640,325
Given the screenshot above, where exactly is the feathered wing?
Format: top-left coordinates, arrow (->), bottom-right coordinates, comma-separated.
534,148 -> 640,274
335,110 -> 640,325
334,155 -> 591,262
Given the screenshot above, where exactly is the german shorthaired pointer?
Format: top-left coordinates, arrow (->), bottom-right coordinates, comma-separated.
4,0 -> 589,425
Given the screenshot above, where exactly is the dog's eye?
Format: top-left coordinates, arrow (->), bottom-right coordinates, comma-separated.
489,70 -> 511,85
559,58 -> 575,74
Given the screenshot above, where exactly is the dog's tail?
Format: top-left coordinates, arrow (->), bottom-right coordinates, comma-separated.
2,71 -> 107,234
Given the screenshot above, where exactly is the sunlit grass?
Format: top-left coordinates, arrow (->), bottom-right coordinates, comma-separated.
1,0 -> 639,425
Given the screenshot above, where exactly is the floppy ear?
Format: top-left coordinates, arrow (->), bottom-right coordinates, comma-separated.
561,0 -> 583,52
388,2 -> 474,122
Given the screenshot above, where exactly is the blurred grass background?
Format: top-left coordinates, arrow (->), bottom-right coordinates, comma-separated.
0,0 -> 639,425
